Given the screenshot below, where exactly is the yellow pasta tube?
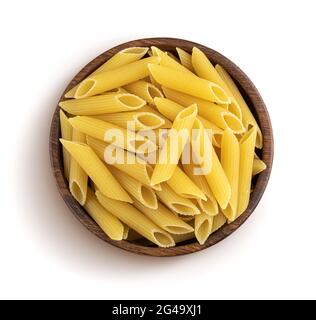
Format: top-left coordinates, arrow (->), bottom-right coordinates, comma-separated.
86,136 -> 160,190
59,93 -> 146,115
252,158 -> 267,176
156,183 -> 200,216
151,46 -> 193,74
237,126 -> 257,216
172,231 -> 195,244
94,111 -> 168,130
59,110 -> 72,180
123,80 -> 163,105
65,47 -> 149,98
96,191 -> 175,247
167,166 -> 207,200
176,47 -> 194,72
215,64 -> 263,148
156,94 -> 223,147
84,188 -> 124,240
60,139 -> 132,203
151,104 -> 198,185
221,128 -> 240,221
148,64 -> 230,104
69,129 -> 88,205
75,56 -> 160,99
191,47 -> 242,119
211,211 -> 227,233
68,116 -> 157,154
109,166 -> 158,209
122,224 -> 129,240
195,213 -> 214,245
133,199 -> 194,234
161,87 -> 244,133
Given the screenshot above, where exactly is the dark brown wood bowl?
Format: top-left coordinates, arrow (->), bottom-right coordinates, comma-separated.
49,38 -> 273,257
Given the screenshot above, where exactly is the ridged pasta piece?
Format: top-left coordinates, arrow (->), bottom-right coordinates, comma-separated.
123,80 -> 163,105
182,162 -> 219,216
94,111 -> 167,130
156,183 -> 200,216
59,93 -> 146,115
59,110 -> 72,180
191,47 -> 242,119
252,158 -> 267,176
65,47 -> 149,98
151,46 -> 193,74
167,166 -> 206,200
161,87 -> 244,133
195,213 -> 214,245
68,116 -> 157,154
84,188 -> 124,240
190,119 -> 231,210
165,51 -> 181,62
176,48 -> 194,72
133,199 -> 194,234
69,129 -> 88,205
155,95 -> 223,147
237,126 -> 257,216
96,191 -> 175,247
221,128 -> 240,221
109,166 -> 158,209
215,64 -> 263,148
86,136 -> 161,190
60,139 -> 132,203
75,56 -> 160,99
211,211 -> 227,233
151,104 -> 198,185
148,64 -> 230,104
172,232 -> 195,244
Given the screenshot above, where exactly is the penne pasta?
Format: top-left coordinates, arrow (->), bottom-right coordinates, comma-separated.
211,211 -> 227,233
195,213 -> 214,245
84,188 -> 124,240
96,191 -> 175,247
75,56 -> 160,99
156,183 -> 200,216
167,166 -> 207,200
94,111 -> 168,130
68,116 -> 157,154
109,166 -> 158,209
86,136 -> 161,190
221,128 -> 240,221
148,63 -> 231,104
151,104 -> 198,185
215,64 -> 263,148
237,126 -> 257,216
252,158 -> 267,176
176,47 -> 194,72
123,80 -> 163,105
122,224 -> 129,240
191,47 -> 242,119
133,199 -> 194,234
172,231 -> 195,244
65,47 -> 149,98
59,93 -> 146,115
69,129 -> 88,205
60,139 -> 132,203
161,87 -> 244,133
59,110 -> 72,180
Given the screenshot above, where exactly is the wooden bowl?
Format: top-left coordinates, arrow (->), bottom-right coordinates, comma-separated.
49,38 -> 273,257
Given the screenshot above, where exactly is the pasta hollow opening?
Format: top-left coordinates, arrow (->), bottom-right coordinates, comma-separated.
76,79 -> 95,98
70,181 -> 85,205
210,85 -> 230,104
172,203 -> 199,216
177,104 -> 197,120
153,231 -> 174,247
148,85 -> 163,100
122,47 -> 147,54
228,101 -> 241,119
223,114 -> 244,133
140,185 -> 158,209
137,113 -> 164,128
117,94 -> 145,108
199,198 -> 218,216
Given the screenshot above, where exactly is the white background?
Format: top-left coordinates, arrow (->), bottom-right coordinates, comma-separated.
1,0 -> 315,300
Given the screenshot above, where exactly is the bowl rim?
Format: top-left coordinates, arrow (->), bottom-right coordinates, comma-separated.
49,37 -> 274,257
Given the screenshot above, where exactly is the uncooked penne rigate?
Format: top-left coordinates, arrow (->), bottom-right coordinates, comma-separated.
59,46 -> 266,247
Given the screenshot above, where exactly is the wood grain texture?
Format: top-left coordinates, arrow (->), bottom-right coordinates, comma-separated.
49,38 -> 274,257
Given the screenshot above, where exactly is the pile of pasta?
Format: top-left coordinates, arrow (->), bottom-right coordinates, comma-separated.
59,46 -> 266,247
